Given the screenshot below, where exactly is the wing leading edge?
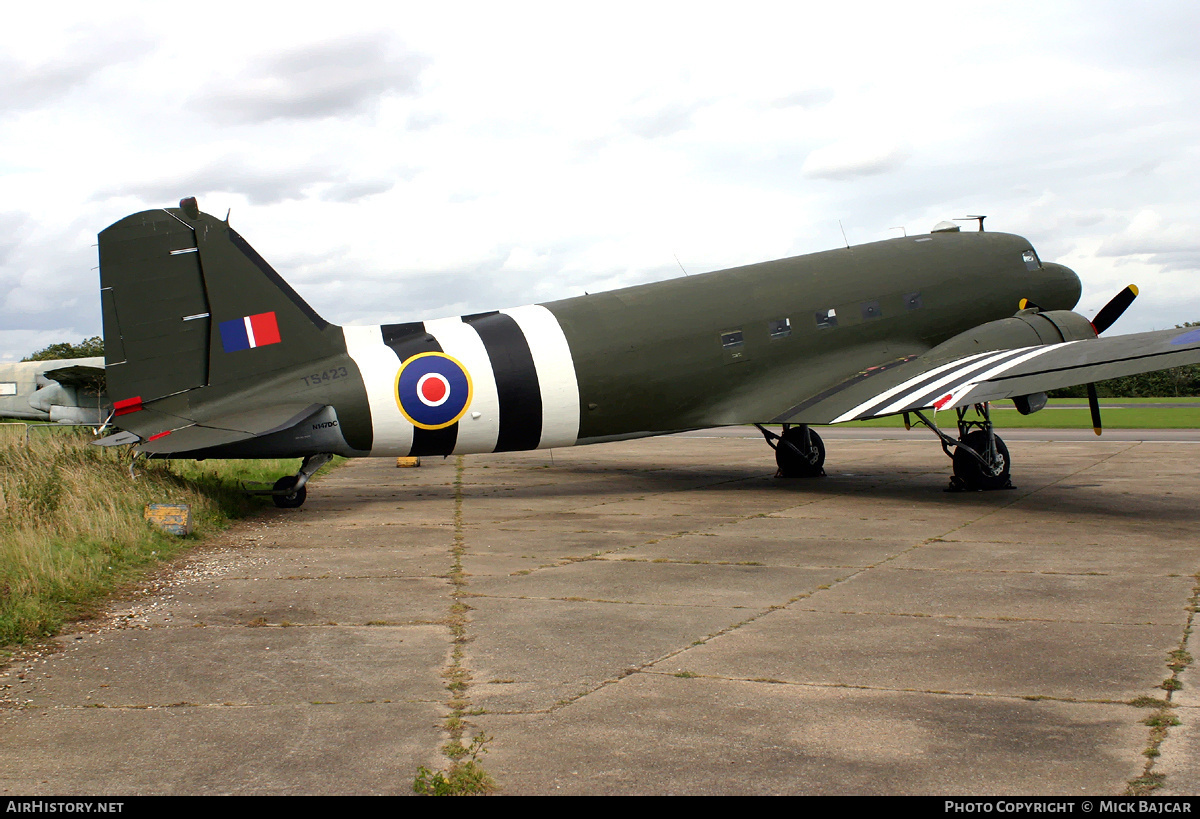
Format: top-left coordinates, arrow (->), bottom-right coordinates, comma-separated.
782,326 -> 1200,425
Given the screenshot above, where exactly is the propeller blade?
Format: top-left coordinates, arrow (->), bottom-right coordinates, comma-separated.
1091,285 -> 1139,334
1086,382 -> 1102,436
1018,298 -> 1042,312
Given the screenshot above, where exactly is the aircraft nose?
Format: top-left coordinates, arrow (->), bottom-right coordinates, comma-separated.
1041,262 -> 1081,311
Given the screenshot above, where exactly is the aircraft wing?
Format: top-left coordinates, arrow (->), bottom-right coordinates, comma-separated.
777,326 -> 1200,425
40,364 -> 106,388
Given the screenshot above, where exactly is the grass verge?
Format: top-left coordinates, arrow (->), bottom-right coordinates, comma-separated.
0,426 -> 325,648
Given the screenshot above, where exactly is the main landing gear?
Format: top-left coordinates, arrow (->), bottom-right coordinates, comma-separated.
907,403 -> 1011,491
757,404 -> 1011,491
756,423 -> 826,478
255,453 -> 333,508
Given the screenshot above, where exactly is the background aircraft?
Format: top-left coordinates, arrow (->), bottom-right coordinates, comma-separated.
0,358 -> 106,424
94,198 -> 1200,506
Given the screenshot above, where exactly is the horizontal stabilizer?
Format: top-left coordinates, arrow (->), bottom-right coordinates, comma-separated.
137,424 -> 257,454
93,430 -> 140,447
134,403 -> 326,455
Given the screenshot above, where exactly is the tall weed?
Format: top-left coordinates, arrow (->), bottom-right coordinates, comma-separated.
0,428 -> 309,646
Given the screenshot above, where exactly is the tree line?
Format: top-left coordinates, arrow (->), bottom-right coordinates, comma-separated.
22,336 -> 104,362
1049,322 -> 1200,398
22,329 -> 1200,397
1047,366 -> 1200,398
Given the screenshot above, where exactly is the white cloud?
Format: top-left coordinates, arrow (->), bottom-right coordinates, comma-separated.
191,34 -> 428,124
1098,210 -> 1200,257
801,141 -> 910,180
2,1 -> 1200,356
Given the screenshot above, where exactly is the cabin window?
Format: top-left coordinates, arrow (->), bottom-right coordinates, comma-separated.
815,308 -> 837,328
903,292 -> 923,311
0,382 -> 15,396
861,301 -> 882,320
768,318 -> 791,339
720,329 -> 744,348
1022,250 -> 1040,271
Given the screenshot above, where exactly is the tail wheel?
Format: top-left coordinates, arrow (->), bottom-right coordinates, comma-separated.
951,430 -> 1010,490
776,427 -> 825,478
273,475 -> 307,508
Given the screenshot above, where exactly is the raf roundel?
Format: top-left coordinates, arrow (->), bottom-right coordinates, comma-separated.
394,352 -> 473,430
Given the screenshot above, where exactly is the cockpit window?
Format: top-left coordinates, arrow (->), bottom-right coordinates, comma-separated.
1022,250 -> 1040,271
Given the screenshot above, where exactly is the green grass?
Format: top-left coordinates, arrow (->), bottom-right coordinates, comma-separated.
0,427 -> 328,648
414,732 -> 496,796
1044,397 -> 1200,404
842,398 -> 1200,430
413,760 -> 496,796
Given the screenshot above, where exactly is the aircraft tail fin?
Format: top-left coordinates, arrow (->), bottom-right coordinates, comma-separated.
98,198 -> 340,407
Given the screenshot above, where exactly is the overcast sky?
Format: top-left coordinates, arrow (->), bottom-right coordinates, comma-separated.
2,1 -> 1198,361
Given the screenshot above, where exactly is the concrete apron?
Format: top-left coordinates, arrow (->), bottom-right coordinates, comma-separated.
1,435 -> 1197,795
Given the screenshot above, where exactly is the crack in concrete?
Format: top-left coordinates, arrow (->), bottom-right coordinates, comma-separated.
463,593 -> 760,609
639,671 -> 1155,704
1127,574 -> 1199,795
416,455 -> 497,792
785,608 -> 1177,626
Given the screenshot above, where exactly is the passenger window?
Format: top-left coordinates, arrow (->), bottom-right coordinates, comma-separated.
721,330 -> 744,348
861,301 -> 882,320
769,318 -> 791,339
903,292 -> 922,311
815,308 -> 837,328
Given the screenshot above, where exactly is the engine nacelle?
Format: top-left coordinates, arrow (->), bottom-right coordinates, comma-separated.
921,309 -> 1096,415
924,309 -> 1096,365
1033,310 -> 1100,343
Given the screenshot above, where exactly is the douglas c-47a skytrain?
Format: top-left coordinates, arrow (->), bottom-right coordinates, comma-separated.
93,198 -> 1200,506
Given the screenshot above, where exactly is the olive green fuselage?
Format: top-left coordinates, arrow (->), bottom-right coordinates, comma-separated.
544,231 -> 1079,441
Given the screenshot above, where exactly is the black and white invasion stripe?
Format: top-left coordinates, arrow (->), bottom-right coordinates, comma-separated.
831,343 -> 1074,423
343,305 -> 580,457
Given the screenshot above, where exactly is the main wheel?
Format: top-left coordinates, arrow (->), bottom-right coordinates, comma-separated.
273,475 -> 307,508
775,427 -> 825,478
951,430 -> 1010,490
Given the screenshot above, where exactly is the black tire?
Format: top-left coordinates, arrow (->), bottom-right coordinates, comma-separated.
273,475 -> 307,508
952,430 -> 1010,490
775,427 -> 825,478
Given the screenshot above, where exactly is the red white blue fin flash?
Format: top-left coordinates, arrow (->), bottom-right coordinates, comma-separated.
220,312 -> 282,352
